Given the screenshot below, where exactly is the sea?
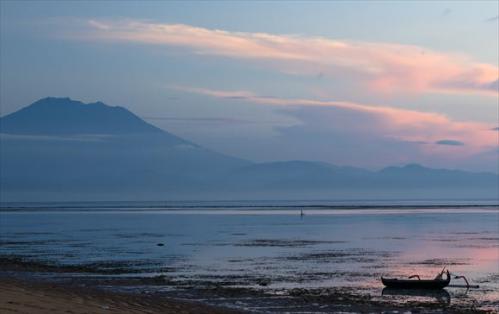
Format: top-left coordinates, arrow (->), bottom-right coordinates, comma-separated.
1,200 -> 498,312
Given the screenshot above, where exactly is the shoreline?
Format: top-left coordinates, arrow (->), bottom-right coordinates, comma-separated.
2,200 -> 498,211
1,258 -> 496,314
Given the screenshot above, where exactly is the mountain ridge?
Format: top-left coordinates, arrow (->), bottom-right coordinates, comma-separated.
0,97 -> 497,201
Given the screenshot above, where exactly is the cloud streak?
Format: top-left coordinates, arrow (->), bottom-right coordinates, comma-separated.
172,85 -> 497,157
143,116 -> 257,125
435,139 -> 465,146
80,19 -> 498,96
485,15 -> 499,22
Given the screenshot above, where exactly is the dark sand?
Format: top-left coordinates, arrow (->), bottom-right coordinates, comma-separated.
0,277 -> 239,314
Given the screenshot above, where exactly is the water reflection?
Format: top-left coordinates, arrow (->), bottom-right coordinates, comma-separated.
382,288 -> 451,306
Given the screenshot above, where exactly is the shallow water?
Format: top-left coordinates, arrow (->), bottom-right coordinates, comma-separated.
1,203 -> 498,311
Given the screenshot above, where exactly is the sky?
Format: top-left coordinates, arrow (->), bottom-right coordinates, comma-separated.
1,1 -> 498,172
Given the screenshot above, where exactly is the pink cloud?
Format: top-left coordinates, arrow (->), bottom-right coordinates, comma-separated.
172,85 -> 497,158
82,20 -> 498,96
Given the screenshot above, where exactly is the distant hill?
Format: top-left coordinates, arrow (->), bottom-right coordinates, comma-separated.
0,97 -> 249,201
1,97 -> 497,201
377,164 -> 496,188
222,161 -> 497,200
227,161 -> 372,189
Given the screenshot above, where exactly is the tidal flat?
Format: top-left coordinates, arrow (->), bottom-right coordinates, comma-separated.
1,203 -> 498,313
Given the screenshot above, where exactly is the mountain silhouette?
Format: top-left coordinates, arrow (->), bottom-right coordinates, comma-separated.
0,97 -> 497,201
1,97 -> 170,136
0,97 -> 248,200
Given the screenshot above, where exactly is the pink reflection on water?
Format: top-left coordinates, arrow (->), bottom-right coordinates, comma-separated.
383,236 -> 499,305
392,242 -> 498,276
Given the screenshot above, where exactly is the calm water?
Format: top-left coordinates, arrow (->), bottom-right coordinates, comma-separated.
1,203 -> 498,311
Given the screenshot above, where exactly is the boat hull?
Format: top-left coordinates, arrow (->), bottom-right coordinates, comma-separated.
381,277 -> 450,289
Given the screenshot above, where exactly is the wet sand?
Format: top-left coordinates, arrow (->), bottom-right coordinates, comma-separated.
0,277 -> 239,314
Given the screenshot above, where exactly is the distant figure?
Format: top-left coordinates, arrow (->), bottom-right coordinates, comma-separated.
300,209 -> 304,218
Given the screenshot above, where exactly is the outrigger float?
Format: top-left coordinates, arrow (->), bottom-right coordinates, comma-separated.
381,268 -> 479,290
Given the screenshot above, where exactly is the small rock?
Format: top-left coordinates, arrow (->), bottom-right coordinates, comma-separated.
256,278 -> 271,286
156,243 -> 165,246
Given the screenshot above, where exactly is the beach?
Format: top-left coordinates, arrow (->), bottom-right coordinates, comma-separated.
0,277 -> 240,314
0,265 -> 495,314
1,204 -> 498,313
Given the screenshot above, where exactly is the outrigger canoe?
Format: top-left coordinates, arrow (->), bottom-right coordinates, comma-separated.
381,270 -> 450,290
